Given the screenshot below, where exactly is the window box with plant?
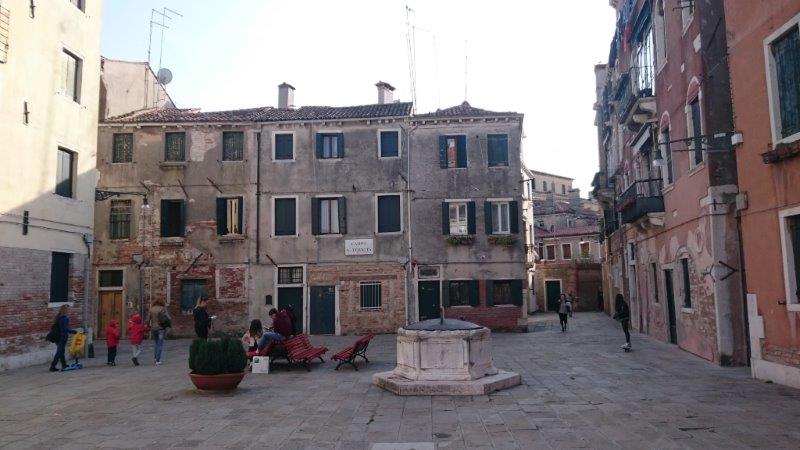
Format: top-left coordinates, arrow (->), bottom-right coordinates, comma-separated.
188,337 -> 248,391
488,235 -> 517,247
446,235 -> 475,246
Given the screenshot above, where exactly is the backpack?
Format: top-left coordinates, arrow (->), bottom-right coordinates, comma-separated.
157,309 -> 172,329
45,320 -> 59,343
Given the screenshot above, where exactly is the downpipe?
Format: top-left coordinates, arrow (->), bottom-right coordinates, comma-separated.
82,233 -> 94,358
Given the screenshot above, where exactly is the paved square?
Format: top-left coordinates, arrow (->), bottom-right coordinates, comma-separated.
1,313 -> 799,449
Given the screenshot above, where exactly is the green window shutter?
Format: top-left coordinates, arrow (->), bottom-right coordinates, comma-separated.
439,136 -> 448,168
511,280 -> 523,306
469,280 -> 480,306
467,202 -> 476,235
338,197 -> 347,235
456,135 -> 467,168
485,280 -> 494,306
311,198 -> 321,235
237,197 -> 244,234
338,133 -> 345,158
216,198 -> 227,235
315,133 -> 323,158
441,280 -> 450,307
789,216 -> 800,300
441,202 -> 450,235
510,201 -> 519,234
773,28 -> 800,138
160,200 -> 168,237
179,200 -> 187,237
484,201 -> 493,234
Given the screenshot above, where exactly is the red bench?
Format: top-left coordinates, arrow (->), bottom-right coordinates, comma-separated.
332,334 -> 375,371
247,339 -> 290,367
283,334 -> 328,371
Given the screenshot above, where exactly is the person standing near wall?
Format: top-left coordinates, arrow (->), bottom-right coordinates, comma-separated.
558,294 -> 572,332
49,305 -> 76,372
147,299 -> 170,366
193,297 -> 213,339
614,294 -> 631,350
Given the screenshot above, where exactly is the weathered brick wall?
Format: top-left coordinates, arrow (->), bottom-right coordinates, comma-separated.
0,247 -> 86,358
308,264 -> 406,335
763,344 -> 800,368
445,280 -> 524,332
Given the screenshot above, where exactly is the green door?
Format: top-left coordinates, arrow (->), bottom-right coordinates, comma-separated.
545,280 -> 561,312
309,286 -> 335,335
278,287 -> 303,334
417,281 -> 441,321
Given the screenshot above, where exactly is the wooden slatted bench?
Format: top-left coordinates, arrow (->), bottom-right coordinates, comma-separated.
284,334 -> 328,371
332,334 -> 375,371
246,339 -> 290,367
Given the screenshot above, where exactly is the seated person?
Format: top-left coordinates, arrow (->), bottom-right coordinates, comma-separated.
242,319 -> 263,353
257,308 -> 294,350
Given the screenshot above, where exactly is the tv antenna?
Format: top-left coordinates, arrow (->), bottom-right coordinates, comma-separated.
405,5 -> 417,113
147,7 -> 182,71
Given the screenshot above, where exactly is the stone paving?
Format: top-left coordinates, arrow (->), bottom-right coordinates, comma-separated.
1,312 -> 800,449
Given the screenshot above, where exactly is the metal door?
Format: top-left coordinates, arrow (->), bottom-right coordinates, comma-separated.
417,281 -> 441,321
664,269 -> 678,344
545,280 -> 561,312
309,286 -> 335,335
278,287 -> 303,334
97,291 -> 123,338
181,280 -> 208,313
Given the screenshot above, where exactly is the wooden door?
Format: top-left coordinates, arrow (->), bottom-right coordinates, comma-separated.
98,291 -> 123,338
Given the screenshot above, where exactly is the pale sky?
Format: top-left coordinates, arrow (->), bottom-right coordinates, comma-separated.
101,0 -> 617,194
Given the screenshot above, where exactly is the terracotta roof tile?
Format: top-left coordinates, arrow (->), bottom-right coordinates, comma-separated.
414,101 -> 520,118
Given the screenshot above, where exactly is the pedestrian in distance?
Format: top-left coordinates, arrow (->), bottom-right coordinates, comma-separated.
613,293 -> 632,351
127,313 -> 149,366
557,294 -> 572,332
48,305 -> 77,372
193,297 -> 214,339
148,299 -> 171,366
105,319 -> 120,366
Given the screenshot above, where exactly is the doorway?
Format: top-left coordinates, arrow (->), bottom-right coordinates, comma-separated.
309,286 -> 335,335
545,280 -> 561,312
278,287 -> 303,334
664,269 -> 678,344
417,281 -> 441,321
97,291 -> 123,339
181,279 -> 208,313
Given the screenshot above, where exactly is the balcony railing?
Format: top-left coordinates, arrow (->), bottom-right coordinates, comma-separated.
617,178 -> 664,224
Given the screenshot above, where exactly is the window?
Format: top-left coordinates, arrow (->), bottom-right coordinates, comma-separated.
660,129 -> 674,184
688,98 -> 704,166
313,197 -> 346,235
439,135 -> 467,168
628,242 -> 636,263
780,210 -> 800,306
379,130 -> 400,158
487,280 -> 522,306
418,266 -> 440,279
222,131 -> 244,161
274,133 -> 294,160
360,281 -> 382,310
377,194 -> 401,233
112,133 -> 133,163
769,25 -> 800,140
580,242 -> 590,257
165,132 -> 186,162
681,258 -> 692,308
50,252 -> 70,303
561,184 -> 566,195
216,197 -> 243,236
542,181 -> 547,191
634,27 -> 655,94
654,0 -> 667,68
98,270 -> 123,288
69,0 -> 85,11
316,133 -> 343,159
274,198 -> 297,236
278,267 -> 303,285
652,262 -> 660,303
537,242 -> 544,261
109,200 -> 132,239
562,244 -> 572,260
487,201 -> 515,235
487,134 -> 508,167
61,50 -> 81,102
546,245 -> 556,260
160,199 -> 185,238
448,202 -> 469,235
55,148 -> 74,198
447,280 -> 478,307
681,0 -> 694,30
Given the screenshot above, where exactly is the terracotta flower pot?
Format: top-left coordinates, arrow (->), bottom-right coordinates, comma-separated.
189,372 -> 245,391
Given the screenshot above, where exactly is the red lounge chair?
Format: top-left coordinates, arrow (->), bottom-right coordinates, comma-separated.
283,334 -> 328,371
332,334 -> 375,371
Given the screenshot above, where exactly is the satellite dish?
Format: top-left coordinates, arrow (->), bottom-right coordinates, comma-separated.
157,68 -> 173,85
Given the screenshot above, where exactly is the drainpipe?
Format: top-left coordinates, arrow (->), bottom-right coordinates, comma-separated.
405,123 -> 419,325
256,130 -> 262,265
82,233 -> 94,358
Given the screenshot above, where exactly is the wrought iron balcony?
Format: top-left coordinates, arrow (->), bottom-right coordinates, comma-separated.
617,178 -> 664,224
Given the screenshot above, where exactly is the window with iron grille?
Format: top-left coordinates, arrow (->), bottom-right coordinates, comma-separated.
164,132 -> 185,162
98,270 -> 123,288
61,50 -> 81,102
360,281 -> 382,310
109,200 -> 132,239
278,267 -> 303,285
771,25 -> 800,139
448,280 -> 475,307
222,132 -> 244,161
112,133 -> 133,163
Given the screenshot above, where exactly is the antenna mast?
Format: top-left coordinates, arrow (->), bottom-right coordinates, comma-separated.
146,7 -> 181,108
464,40 -> 468,101
405,5 -> 417,113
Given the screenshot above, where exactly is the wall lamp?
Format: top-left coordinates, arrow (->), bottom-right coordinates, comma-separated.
95,189 -> 150,209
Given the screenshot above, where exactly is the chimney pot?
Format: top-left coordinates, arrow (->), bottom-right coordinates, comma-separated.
375,81 -> 395,104
278,82 -> 295,109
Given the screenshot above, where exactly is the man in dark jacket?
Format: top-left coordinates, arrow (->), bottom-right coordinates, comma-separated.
613,294 -> 631,350
257,308 -> 293,349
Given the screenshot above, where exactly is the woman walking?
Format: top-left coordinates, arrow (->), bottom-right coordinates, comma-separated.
557,293 -> 572,332
613,294 -> 632,350
147,299 -> 170,366
49,305 -> 76,372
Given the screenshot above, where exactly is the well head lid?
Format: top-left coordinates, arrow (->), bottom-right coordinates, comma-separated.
403,318 -> 483,331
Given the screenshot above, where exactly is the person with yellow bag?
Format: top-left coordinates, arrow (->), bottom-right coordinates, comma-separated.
47,305 -> 77,372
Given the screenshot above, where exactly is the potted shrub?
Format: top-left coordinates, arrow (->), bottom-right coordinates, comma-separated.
188,337 -> 247,391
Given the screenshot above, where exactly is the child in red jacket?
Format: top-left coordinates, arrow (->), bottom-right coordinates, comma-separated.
126,314 -> 149,366
105,320 -> 121,366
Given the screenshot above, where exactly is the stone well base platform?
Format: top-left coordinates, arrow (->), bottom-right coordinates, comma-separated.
372,370 -> 521,396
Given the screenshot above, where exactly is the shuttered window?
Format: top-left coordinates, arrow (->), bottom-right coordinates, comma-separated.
274,133 -> 294,160
377,194 -> 401,233
562,244 -> 572,260
546,245 -> 556,260
788,215 -> 800,303
772,26 -> 800,139
316,133 -> 344,159
447,280 -> 479,307
438,135 -> 467,168
50,252 -> 70,303
109,200 -> 132,239
55,148 -> 74,198
487,134 -> 508,167
61,50 -> 81,102
274,198 -> 296,236
164,132 -> 185,162
380,131 -> 400,157
360,282 -> 382,310
160,199 -> 185,237
689,98 -> 704,165
112,133 -> 133,163
222,132 -> 244,161
486,280 -> 523,306
311,197 -> 346,235
216,197 -> 243,235
681,258 -> 692,308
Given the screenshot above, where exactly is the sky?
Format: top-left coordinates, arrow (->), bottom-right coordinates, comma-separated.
101,0 -> 617,194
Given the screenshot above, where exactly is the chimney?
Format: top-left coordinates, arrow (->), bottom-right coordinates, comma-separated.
278,82 -> 295,109
375,81 -> 395,104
